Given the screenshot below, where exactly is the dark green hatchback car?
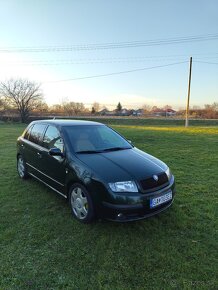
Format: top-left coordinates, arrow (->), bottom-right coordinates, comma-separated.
17,119 -> 175,223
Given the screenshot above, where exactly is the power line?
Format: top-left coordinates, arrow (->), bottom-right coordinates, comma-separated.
0,52 -> 218,66
1,53 -> 218,66
42,61 -> 188,84
1,33 -> 218,53
194,60 -> 218,65
0,58 -> 189,66
1,57 -> 218,66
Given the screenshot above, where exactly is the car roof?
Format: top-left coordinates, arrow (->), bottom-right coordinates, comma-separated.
30,119 -> 104,127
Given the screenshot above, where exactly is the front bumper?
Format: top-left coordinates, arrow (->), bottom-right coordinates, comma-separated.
100,176 -> 175,222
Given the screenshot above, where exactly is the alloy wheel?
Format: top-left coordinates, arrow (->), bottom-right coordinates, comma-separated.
17,156 -> 25,178
70,187 -> 88,220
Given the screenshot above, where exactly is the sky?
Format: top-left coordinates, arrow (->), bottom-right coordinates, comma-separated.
0,0 -> 218,109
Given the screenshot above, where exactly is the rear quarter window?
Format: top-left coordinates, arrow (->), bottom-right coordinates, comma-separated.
23,125 -> 33,140
29,124 -> 47,145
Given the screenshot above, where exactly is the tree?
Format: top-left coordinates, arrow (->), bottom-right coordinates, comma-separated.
0,78 -> 43,122
62,101 -> 85,115
50,104 -> 64,114
0,98 -> 5,109
92,102 -> 100,113
204,102 -> 218,118
142,104 -> 151,113
62,101 -> 75,115
91,107 -> 96,114
163,105 -> 172,110
34,101 -> 48,114
116,102 -> 122,112
151,106 -> 160,111
72,102 -> 85,115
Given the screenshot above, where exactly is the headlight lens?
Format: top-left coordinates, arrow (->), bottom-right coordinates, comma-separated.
165,167 -> 172,180
108,181 -> 138,192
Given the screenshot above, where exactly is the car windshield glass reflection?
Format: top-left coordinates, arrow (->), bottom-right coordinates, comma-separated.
64,125 -> 132,153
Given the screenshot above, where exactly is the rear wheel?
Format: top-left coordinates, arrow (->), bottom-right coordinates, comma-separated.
17,155 -> 28,179
69,183 -> 95,223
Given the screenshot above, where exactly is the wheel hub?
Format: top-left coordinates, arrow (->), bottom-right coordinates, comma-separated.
75,198 -> 83,209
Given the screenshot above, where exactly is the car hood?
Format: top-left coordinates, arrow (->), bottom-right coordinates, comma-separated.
76,147 -> 167,183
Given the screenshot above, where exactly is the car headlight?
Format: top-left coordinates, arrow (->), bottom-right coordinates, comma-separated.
165,167 -> 172,180
108,181 -> 138,193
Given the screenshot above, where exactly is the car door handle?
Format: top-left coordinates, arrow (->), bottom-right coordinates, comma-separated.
37,152 -> 42,158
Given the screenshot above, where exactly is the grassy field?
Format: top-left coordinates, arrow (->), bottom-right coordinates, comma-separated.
0,121 -> 217,290
79,117 -> 218,127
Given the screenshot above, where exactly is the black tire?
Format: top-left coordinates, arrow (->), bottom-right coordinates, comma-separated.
69,183 -> 95,223
17,155 -> 29,179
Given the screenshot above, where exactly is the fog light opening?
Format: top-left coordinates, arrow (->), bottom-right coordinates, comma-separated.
117,213 -> 123,218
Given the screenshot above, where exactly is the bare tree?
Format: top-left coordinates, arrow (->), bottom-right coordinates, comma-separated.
50,104 -> 64,114
163,105 -> 172,110
0,78 -> 44,122
62,101 -> 74,115
0,98 -> 5,109
142,104 -> 151,113
72,102 -> 85,115
62,101 -> 85,115
33,101 -> 48,114
204,102 -> 218,118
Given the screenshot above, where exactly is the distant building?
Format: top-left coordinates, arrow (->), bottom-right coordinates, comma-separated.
98,109 -> 110,115
151,108 -> 176,117
165,108 -> 177,116
105,110 -> 117,116
132,109 -> 144,116
118,108 -> 132,116
98,108 -> 133,116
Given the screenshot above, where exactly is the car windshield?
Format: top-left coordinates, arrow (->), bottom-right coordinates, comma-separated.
63,125 -> 132,153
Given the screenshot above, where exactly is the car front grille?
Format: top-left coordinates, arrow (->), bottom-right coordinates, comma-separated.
140,172 -> 169,192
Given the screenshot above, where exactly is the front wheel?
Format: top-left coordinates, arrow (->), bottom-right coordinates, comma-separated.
17,155 -> 28,179
69,183 -> 95,223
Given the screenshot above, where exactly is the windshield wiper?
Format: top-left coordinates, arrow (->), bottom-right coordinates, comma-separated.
76,150 -> 102,154
76,147 -> 131,154
102,147 -> 130,152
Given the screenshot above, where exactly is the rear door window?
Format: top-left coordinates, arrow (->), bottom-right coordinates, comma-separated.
29,124 -> 47,145
43,125 -> 64,152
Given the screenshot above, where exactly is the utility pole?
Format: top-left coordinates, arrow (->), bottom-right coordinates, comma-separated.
185,57 -> 192,127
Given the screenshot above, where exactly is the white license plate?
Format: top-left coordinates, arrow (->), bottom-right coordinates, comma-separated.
150,192 -> 172,208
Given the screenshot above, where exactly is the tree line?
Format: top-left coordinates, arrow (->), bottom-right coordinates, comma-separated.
0,78 -> 217,122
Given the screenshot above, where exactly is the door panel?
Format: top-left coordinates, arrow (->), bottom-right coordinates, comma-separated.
40,152 -> 66,193
40,125 -> 67,193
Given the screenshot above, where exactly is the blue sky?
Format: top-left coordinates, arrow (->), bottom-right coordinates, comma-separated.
0,0 -> 217,109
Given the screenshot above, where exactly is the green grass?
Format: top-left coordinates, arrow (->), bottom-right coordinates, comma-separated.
0,121 -> 218,290
84,118 -> 218,127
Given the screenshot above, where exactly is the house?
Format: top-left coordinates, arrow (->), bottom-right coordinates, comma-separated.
118,108 -> 132,116
105,110 -> 117,116
132,109 -> 144,116
165,108 -> 176,116
98,108 -> 132,116
98,108 -> 110,115
151,108 -> 176,117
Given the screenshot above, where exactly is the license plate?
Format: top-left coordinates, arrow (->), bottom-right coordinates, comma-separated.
150,192 -> 172,208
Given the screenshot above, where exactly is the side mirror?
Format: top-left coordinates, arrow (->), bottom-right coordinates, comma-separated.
49,147 -> 64,157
